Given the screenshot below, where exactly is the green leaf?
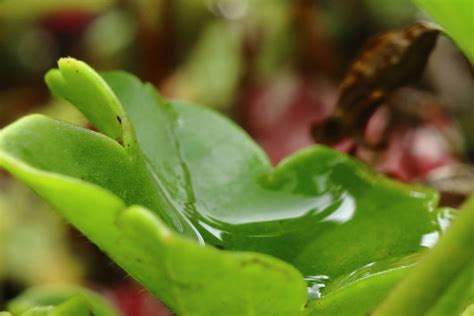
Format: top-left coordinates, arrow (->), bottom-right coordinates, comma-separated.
47,297 -> 90,316
6,285 -> 118,316
426,261 -> 474,316
306,254 -> 418,315
0,58 -> 453,315
414,0 -> 474,63
374,195 -> 474,315
0,151 -> 307,315
102,70 -> 443,279
45,58 -> 132,145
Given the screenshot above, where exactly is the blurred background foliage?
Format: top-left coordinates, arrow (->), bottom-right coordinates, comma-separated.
0,0 -> 472,314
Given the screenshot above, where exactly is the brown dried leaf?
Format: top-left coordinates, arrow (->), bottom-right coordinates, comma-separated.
313,22 -> 441,145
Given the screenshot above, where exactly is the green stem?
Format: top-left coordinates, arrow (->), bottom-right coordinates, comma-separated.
374,196 -> 474,316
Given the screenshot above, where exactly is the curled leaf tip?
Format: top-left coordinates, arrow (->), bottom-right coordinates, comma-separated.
45,57 -> 133,147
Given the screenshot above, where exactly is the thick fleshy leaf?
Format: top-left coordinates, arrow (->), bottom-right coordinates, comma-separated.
0,152 -> 307,316
45,58 -> 132,145
306,254 -> 418,315
374,196 -> 474,315
0,59 -> 454,315
102,71 -> 443,280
